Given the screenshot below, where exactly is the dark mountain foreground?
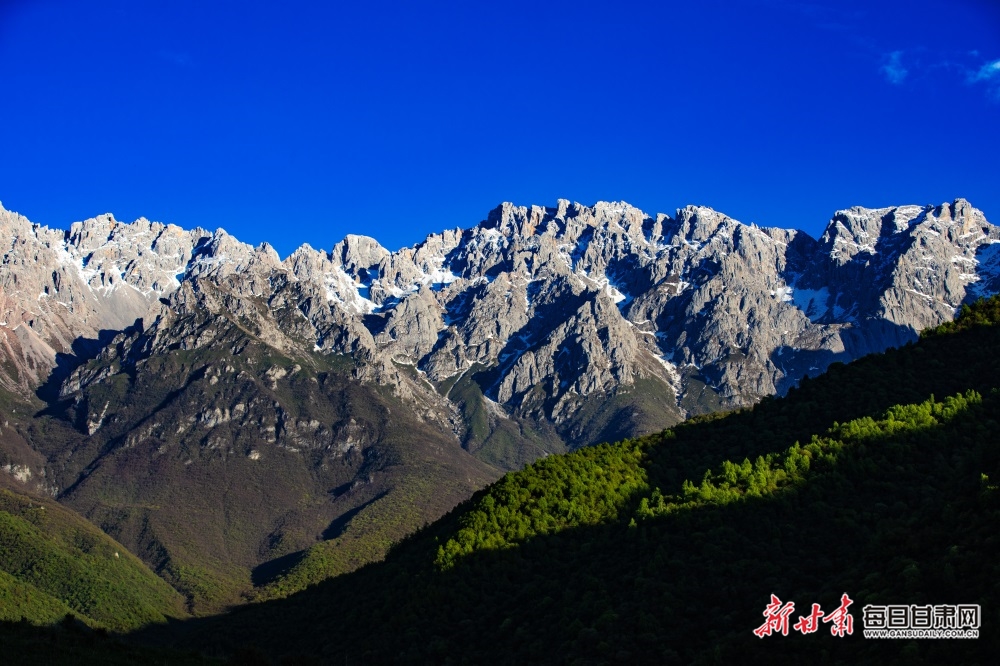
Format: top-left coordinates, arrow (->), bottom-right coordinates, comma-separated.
79,295 -> 998,664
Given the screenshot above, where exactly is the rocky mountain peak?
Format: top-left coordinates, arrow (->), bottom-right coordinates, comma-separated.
935,197 -> 990,236
331,234 -> 390,276
671,205 -> 738,245
283,243 -> 331,282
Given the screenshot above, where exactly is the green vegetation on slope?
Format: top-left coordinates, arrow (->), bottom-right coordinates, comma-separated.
152,295 -> 1000,664
0,487 -> 187,632
434,439 -> 648,569
924,295 -> 1000,337
0,569 -> 78,625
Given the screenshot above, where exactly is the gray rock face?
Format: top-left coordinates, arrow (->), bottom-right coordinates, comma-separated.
0,206 -> 215,393
2,197 -> 998,468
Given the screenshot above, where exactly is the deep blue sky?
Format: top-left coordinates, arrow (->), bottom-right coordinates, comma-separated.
1,0 -> 998,257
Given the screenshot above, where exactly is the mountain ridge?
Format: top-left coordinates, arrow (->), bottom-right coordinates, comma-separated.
2,196 -> 998,609
3,196 -> 998,471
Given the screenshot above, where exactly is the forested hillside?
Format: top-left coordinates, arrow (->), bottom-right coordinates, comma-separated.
0,481 -> 216,664
153,295 -> 1000,664
0,480 -> 188,633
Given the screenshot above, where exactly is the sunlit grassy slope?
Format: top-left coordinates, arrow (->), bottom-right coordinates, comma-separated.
0,483 -> 187,632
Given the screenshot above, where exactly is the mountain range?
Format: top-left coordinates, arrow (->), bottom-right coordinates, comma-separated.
1,197 -> 997,610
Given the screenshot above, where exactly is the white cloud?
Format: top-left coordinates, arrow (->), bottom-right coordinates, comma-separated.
966,58 -> 1000,102
969,59 -> 1000,83
880,51 -> 907,85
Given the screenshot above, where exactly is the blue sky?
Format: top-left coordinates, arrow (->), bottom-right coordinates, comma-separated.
1,0 -> 998,257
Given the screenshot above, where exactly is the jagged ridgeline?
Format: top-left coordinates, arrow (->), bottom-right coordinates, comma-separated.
157,296 -> 1000,664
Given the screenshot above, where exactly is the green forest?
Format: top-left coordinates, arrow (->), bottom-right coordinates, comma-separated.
4,295 -> 1000,663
